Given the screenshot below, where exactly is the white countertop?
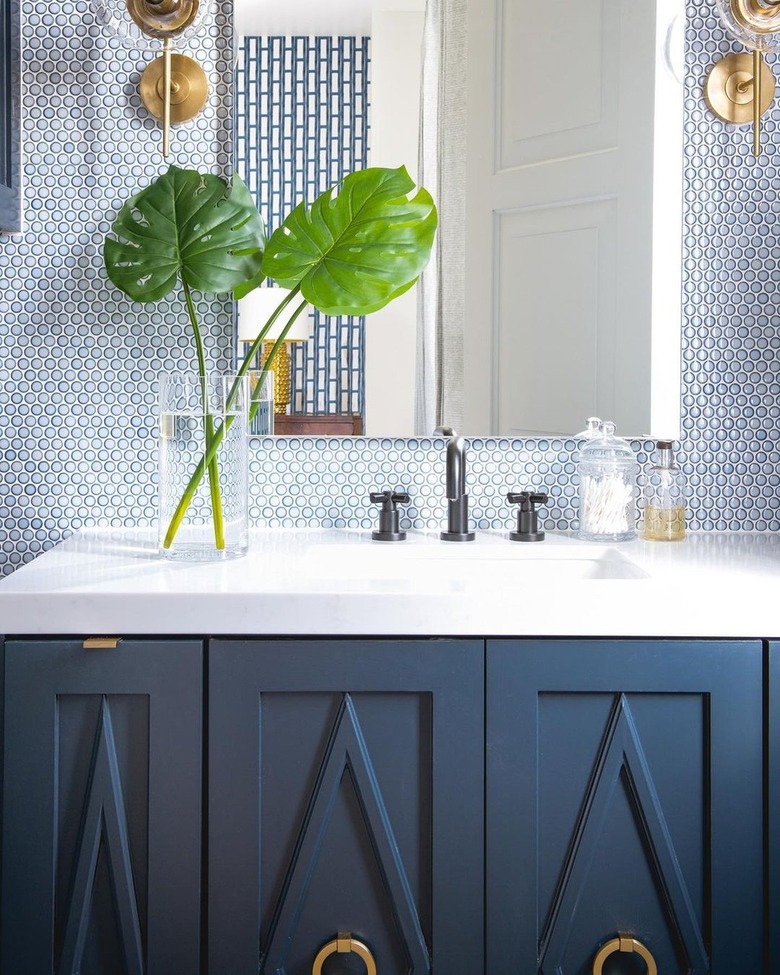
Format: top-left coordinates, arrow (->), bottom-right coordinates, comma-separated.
0,527 -> 778,638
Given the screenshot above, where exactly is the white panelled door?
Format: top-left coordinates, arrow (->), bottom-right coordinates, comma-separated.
464,0 -> 681,436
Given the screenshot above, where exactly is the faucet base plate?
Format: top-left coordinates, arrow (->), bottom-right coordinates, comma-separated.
440,531 -> 476,542
510,530 -> 545,542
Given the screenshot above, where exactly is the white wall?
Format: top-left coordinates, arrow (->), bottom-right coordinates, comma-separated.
236,0 -> 426,39
365,7 -> 426,436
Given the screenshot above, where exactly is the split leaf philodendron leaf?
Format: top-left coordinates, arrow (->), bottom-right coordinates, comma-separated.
261,166 -> 437,317
104,166 -> 265,303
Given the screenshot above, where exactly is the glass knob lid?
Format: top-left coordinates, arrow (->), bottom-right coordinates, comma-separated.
90,0 -> 213,52
714,0 -> 780,51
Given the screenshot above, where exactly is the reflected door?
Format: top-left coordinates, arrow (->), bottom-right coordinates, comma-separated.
464,0 -> 683,436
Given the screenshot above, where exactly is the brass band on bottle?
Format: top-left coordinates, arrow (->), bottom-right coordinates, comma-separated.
126,0 -> 199,38
311,934 -> 376,975
592,936 -> 657,975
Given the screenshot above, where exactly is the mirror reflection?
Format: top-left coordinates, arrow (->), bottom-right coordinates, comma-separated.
233,0 -> 685,439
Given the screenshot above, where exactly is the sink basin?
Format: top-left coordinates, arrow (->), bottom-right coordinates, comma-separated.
306,535 -> 648,585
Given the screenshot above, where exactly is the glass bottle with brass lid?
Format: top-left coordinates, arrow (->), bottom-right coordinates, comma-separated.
643,439 -> 686,541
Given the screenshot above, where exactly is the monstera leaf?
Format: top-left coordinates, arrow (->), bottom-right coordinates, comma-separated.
261,166 -> 437,316
104,166 -> 265,302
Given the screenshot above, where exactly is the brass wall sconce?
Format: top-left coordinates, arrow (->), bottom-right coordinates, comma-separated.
92,0 -> 211,158
705,0 -> 780,156
238,286 -> 313,415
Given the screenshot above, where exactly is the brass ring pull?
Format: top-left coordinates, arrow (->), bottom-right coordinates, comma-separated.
592,935 -> 657,975
312,932 -> 377,975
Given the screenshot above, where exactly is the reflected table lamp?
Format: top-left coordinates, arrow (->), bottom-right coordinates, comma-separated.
237,286 -> 312,415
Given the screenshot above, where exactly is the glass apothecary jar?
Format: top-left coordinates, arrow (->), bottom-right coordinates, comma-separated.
577,421 -> 637,542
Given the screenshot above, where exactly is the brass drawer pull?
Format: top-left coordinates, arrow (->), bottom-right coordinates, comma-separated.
593,935 -> 657,975
312,932 -> 376,975
83,637 -> 121,650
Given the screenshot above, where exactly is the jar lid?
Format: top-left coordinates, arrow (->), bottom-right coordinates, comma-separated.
576,416 -> 602,439
578,421 -> 637,466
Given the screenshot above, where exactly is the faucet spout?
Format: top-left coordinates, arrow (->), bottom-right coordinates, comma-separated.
445,435 -> 466,500
434,426 -> 475,541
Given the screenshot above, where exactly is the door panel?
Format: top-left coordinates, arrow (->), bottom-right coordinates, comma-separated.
487,638 -> 763,975
1,639 -> 202,975
496,202 -> 617,434
208,638 -> 483,975
465,0 -> 682,436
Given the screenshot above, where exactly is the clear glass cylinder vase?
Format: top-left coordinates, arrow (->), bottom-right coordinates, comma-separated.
158,373 -> 249,561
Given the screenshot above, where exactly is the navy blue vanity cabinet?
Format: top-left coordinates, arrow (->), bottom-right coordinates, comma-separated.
0,638 -> 203,975
769,641 -> 780,975
487,639 -> 764,975
207,638 -> 484,975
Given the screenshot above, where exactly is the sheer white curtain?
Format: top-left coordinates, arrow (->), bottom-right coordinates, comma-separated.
415,0 -> 467,435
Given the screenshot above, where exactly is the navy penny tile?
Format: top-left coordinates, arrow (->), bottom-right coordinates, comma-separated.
2,0 -> 780,577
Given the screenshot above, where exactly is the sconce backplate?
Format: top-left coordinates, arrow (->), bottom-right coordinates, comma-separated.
705,52 -> 775,124
139,53 -> 208,124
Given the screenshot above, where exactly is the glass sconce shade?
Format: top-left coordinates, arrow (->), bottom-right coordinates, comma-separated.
91,0 -> 213,156
706,0 -> 780,156
91,0 -> 213,52
714,0 -> 780,51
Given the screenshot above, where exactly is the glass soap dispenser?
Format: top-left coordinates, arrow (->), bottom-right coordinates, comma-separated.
643,439 -> 686,541
578,421 -> 637,542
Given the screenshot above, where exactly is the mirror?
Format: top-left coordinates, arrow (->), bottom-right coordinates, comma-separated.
0,0 -> 22,233
233,0 -> 685,439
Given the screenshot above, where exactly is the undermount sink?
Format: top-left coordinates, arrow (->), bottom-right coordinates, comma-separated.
306,534 -> 648,584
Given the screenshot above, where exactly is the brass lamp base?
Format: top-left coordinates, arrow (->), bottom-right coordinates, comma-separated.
704,52 -> 775,124
262,342 -> 292,414
139,53 -> 209,124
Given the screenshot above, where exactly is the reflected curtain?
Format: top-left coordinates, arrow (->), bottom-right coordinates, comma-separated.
415,0 -> 467,435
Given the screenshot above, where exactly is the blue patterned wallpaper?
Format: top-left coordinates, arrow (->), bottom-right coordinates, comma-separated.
0,0 -> 235,573
1,0 -> 779,577
235,35 -> 368,417
680,0 -> 780,531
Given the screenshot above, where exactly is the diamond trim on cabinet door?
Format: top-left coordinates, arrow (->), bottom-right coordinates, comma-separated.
540,693 -> 709,975
59,696 -> 144,975
260,693 -> 430,975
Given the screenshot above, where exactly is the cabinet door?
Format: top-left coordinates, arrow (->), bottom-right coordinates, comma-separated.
1,638 -> 202,975
208,638 -> 483,975
770,641 -> 780,975
487,639 -> 763,975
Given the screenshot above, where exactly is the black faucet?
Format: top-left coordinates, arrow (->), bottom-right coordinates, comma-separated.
435,427 -> 475,541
